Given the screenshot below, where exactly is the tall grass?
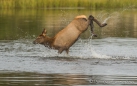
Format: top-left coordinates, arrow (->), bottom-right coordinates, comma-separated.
0,0 -> 137,9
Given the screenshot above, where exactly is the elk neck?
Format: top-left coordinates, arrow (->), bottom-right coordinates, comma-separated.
43,36 -> 54,48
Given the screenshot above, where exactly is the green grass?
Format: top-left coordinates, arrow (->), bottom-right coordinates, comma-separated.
0,0 -> 137,9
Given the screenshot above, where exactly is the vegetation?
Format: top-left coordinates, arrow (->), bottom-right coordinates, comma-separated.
0,0 -> 137,9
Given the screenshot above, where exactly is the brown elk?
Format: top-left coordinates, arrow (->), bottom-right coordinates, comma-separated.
33,15 -> 107,54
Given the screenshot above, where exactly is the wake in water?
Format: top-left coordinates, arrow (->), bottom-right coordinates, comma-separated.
0,38 -> 137,75
0,37 -> 137,59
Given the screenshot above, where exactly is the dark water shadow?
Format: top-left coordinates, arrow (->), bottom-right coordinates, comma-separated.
0,72 -> 137,86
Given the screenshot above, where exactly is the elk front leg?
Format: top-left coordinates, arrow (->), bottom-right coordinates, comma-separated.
58,48 -> 64,54
65,49 -> 69,54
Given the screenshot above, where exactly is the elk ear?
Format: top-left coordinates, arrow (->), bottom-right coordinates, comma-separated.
42,29 -> 47,36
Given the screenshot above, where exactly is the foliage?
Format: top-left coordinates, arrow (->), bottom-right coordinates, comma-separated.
0,0 -> 136,9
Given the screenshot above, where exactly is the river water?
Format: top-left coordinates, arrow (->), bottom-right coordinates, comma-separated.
0,8 -> 137,85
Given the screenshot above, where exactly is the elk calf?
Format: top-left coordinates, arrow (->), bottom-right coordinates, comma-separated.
33,15 -> 107,54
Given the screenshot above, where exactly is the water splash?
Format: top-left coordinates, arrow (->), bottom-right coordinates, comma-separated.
0,37 -> 137,59
100,12 -> 120,24
102,16 -> 111,24
98,5 -> 135,24
87,37 -> 111,59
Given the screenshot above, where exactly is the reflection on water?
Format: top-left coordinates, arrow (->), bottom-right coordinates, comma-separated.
0,8 -> 137,40
0,72 -> 137,86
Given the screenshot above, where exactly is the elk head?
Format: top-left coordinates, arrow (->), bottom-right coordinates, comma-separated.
33,29 -> 48,45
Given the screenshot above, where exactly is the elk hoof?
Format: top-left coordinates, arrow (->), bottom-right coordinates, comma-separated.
102,23 -> 107,27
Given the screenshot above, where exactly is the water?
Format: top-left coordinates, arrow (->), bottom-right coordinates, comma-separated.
0,73 -> 137,86
0,8 -> 137,85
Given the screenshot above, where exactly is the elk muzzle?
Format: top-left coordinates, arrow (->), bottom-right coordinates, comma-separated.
33,41 -> 37,44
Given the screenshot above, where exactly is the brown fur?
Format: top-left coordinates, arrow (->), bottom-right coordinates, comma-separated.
33,15 -> 107,54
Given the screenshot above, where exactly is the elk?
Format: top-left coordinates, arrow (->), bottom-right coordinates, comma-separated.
33,15 -> 107,54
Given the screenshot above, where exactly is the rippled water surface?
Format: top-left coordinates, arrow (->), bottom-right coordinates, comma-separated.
0,8 -> 137,85
0,73 -> 137,86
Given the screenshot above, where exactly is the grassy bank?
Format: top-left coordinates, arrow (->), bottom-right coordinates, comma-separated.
0,0 -> 137,9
